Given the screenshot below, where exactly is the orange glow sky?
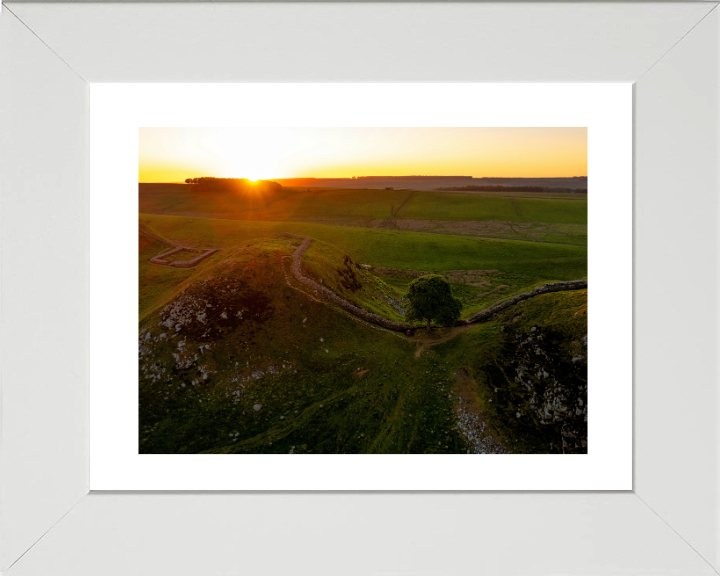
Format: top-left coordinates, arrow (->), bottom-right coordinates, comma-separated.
139,127 -> 587,182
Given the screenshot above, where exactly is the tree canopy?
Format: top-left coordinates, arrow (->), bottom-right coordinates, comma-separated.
405,274 -> 462,330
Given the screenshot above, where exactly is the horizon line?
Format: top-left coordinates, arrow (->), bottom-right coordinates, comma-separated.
140,175 -> 588,183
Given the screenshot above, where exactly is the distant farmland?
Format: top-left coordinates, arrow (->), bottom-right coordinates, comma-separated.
271,176 -> 587,191
139,184 -> 588,246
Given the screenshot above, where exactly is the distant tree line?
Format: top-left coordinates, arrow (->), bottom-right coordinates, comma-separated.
358,175 -> 473,180
184,177 -> 283,195
435,185 -> 587,193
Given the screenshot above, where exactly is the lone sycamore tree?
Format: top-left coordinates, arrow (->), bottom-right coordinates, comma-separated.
405,274 -> 463,331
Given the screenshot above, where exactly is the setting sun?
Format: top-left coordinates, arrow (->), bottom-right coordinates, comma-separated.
139,127 -> 587,183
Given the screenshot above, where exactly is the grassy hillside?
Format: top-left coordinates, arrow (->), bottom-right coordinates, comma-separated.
140,213 -> 586,318
140,236 -> 466,454
139,182 -> 294,217
301,239 -> 408,322
141,184 -> 587,225
139,185 -> 588,246
244,188 -> 410,221
397,191 -> 587,224
141,213 -> 586,276
139,234 -> 587,454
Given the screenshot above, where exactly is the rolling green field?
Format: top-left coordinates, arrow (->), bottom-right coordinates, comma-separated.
141,213 -> 586,276
250,188 -> 408,220
139,184 -> 588,246
397,191 -> 587,224
141,184 -> 407,220
139,182 -> 588,454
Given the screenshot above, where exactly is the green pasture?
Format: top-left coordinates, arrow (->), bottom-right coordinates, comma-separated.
139,183 -> 293,216
140,213 -> 587,279
140,185 -> 587,228
140,213 -> 586,316
253,188 -> 410,221
397,191 -> 587,224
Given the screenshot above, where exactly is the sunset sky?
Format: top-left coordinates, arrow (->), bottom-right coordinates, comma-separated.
139,127 -> 587,183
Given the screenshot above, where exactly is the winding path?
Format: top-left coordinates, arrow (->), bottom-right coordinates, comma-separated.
277,233 -> 587,334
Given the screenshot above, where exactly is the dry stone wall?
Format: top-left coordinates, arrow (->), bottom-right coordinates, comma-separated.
286,235 -> 415,332
266,234 -> 587,334
460,281 -> 588,325
150,246 -> 218,268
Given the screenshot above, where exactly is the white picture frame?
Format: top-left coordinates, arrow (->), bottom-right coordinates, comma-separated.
1,2 -> 718,574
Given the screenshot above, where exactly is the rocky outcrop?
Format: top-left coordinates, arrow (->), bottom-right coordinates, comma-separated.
513,328 -> 587,453
480,326 -> 588,454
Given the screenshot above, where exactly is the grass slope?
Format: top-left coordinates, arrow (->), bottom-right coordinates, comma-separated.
398,191 -> 587,224
140,213 -> 586,316
140,236 -> 467,454
139,183 -> 294,217
139,225 -> 223,322
243,188 -> 411,221
301,239 -> 408,323
140,185 -> 587,231
141,213 -> 586,276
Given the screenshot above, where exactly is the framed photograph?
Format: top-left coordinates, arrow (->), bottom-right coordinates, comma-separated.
1,2 -> 718,575
90,83 -> 629,491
